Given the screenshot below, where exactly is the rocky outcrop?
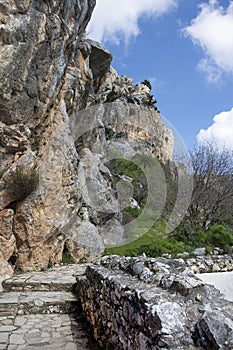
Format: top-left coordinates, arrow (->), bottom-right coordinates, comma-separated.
77,256 -> 233,350
0,0 -> 104,273
0,0 -> 174,274
0,0 -> 96,124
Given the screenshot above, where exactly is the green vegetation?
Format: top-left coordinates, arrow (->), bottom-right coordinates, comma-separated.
62,251 -> 74,264
207,224 -> 233,248
122,207 -> 143,225
105,221 -> 233,257
107,157 -> 148,208
6,167 -> 39,201
173,223 -> 233,254
105,127 -> 115,141
104,144 -> 233,258
105,220 -> 184,257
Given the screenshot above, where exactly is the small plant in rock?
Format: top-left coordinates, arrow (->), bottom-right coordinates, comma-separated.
62,251 -> 74,264
0,169 -> 5,179
141,79 -> 152,90
6,167 -> 39,201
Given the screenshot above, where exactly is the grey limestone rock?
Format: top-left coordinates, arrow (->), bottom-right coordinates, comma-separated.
192,248 -> 207,256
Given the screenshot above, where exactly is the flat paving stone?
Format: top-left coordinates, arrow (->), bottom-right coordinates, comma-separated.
0,314 -> 96,349
9,334 -> 25,345
0,332 -> 9,343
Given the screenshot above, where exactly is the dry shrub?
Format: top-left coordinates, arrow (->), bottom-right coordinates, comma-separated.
6,167 -> 39,201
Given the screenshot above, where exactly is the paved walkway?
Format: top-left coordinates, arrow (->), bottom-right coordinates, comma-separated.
0,264 -> 99,350
198,270 -> 233,302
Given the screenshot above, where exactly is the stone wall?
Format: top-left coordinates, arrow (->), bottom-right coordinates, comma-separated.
76,255 -> 233,350
183,253 -> 233,274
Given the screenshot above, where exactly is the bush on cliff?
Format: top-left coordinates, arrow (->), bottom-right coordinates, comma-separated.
6,167 -> 39,201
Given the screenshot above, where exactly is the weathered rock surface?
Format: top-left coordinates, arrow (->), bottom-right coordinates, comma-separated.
0,209 -> 15,290
0,0 -> 95,124
0,0 -> 174,274
77,256 -> 233,350
0,0 -> 103,272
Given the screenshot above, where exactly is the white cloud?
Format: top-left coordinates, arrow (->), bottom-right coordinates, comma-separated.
197,107 -> 233,150
197,58 -> 222,84
87,0 -> 177,45
183,0 -> 233,82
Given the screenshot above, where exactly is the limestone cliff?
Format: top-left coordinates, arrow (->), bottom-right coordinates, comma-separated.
0,0 -> 174,275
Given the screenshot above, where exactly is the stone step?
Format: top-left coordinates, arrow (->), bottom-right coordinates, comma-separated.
2,264 -> 87,292
0,291 -> 78,317
0,265 -> 99,349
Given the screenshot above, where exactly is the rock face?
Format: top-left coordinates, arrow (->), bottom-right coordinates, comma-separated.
0,0 -> 174,274
0,209 -> 15,291
77,256 -> 233,350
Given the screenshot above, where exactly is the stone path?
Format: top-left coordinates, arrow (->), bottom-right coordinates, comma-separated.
0,264 -> 98,350
198,270 -> 233,302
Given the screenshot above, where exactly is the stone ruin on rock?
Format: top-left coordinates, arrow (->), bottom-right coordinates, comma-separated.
0,0 -> 174,277
77,255 -> 233,350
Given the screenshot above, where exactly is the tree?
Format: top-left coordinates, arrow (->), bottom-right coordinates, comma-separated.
186,141 -> 233,230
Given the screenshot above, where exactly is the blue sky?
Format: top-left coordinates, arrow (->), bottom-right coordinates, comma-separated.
87,0 -> 233,150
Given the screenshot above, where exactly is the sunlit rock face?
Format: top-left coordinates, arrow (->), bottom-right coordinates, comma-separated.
0,0 -> 173,273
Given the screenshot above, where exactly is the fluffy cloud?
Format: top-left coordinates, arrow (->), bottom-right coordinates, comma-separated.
87,0 -> 177,44
197,107 -> 233,150
183,0 -> 233,82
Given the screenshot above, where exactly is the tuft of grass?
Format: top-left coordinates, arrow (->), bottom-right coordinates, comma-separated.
6,167 -> 39,201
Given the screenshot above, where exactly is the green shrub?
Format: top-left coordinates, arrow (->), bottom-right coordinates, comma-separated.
137,237 -> 184,257
6,167 -> 39,201
206,224 -> 233,249
172,223 -> 233,252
